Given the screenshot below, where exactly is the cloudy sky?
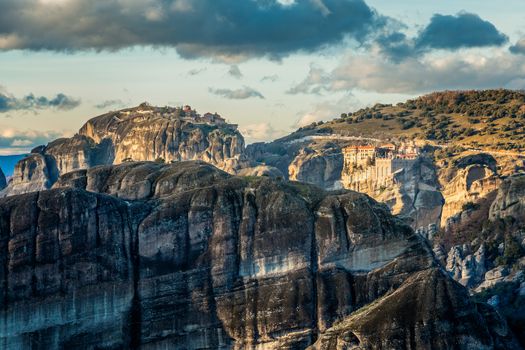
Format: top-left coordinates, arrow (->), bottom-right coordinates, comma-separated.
1,0 -> 525,154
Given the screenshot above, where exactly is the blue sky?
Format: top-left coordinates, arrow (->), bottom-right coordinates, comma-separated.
1,0 -> 525,154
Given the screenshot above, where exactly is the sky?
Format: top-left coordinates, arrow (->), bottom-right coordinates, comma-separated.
1,0 -> 525,154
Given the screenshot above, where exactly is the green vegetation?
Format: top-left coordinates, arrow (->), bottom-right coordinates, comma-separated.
288,89 -> 525,152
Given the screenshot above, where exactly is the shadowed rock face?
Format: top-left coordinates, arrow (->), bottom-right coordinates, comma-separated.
0,162 -> 519,349
490,175 -> 525,222
309,269 -> 514,350
0,168 -> 5,190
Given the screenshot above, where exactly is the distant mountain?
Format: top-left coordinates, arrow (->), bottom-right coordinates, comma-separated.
0,154 -> 28,177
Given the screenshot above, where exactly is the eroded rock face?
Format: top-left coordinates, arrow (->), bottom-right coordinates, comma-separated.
236,164 -> 284,178
0,153 -> 58,198
0,167 -> 6,190
44,134 -> 114,174
308,269 -> 516,350
490,175 -> 525,222
77,105 -> 245,174
2,105 -> 247,198
446,244 -> 487,288
288,143 -> 343,190
439,154 -> 501,227
370,157 -> 444,231
0,161 -> 518,349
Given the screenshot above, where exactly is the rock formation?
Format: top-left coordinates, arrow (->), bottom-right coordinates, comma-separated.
43,134 -> 112,174
445,244 -> 487,288
236,164 -> 284,178
490,175 -> 525,222
1,104 -> 248,198
363,157 -> 444,231
0,153 -> 58,198
288,142 -> 343,190
439,153 -> 501,227
308,268 -> 513,350
76,104 -> 245,173
0,161 -> 519,349
0,167 -> 6,191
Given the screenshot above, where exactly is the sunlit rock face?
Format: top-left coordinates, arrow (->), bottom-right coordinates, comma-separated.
44,134 -> 113,175
439,154 -> 501,227
76,104 -> 245,174
288,143 -> 344,190
0,161 -> 518,349
1,104 -> 246,198
0,153 -> 58,198
236,165 -> 284,178
345,157 -> 444,231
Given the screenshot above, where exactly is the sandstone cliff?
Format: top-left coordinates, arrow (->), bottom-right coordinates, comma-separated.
76,104 -> 245,173
351,156 -> 444,231
288,142 -> 343,190
2,104 -> 246,198
438,153 -> 501,227
0,161 -> 519,349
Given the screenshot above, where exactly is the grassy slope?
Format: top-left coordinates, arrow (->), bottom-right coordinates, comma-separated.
284,89 -> 525,152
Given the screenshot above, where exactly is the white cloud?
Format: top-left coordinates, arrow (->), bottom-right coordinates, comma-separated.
295,93 -> 359,127
228,65 -> 243,79
287,64 -> 329,94
239,122 -> 287,143
209,86 -> 264,99
0,126 -> 71,154
11,139 -> 33,147
299,51 -> 525,94
171,0 -> 193,13
145,7 -> 164,22
276,0 -> 296,6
